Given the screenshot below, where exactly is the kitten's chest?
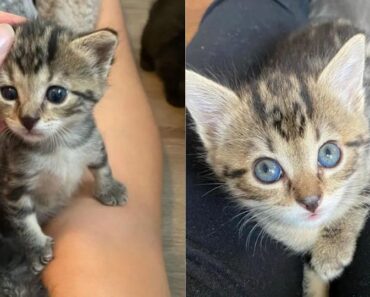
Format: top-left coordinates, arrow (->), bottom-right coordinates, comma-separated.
32,147 -> 88,198
260,221 -> 320,252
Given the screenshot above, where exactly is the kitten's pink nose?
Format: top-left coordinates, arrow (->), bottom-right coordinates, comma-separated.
298,195 -> 321,213
20,116 -> 39,131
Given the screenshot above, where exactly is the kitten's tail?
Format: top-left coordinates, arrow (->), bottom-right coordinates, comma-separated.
310,0 -> 370,32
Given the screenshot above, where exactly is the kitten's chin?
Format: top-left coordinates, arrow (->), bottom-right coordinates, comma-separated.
280,205 -> 337,229
301,213 -> 328,228
239,194 -> 344,229
20,133 -> 46,143
5,122 -> 49,143
277,214 -> 323,229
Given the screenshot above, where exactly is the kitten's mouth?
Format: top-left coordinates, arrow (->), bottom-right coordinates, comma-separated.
5,121 -> 48,143
25,130 -> 43,136
14,128 -> 46,142
22,131 -> 45,141
308,213 -> 319,220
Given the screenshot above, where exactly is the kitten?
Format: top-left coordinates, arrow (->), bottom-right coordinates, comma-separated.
0,19 -> 127,295
187,20 -> 370,297
140,0 -> 185,107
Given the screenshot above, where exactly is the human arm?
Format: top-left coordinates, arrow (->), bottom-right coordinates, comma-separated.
42,0 -> 170,296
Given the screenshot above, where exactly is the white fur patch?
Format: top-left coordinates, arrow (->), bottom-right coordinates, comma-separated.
32,145 -> 93,219
24,212 -> 48,245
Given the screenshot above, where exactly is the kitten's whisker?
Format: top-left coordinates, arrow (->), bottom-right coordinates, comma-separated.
253,228 -> 264,256
201,185 -> 224,198
238,213 -> 259,238
196,182 -> 224,186
245,223 -> 260,251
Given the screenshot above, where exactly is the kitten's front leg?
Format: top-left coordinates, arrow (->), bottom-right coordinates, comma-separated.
311,207 -> 367,280
303,207 -> 368,297
303,264 -> 329,297
89,143 -> 127,206
8,195 -> 53,274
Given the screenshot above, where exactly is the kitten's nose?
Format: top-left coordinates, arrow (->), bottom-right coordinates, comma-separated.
297,195 -> 321,213
20,116 -> 39,131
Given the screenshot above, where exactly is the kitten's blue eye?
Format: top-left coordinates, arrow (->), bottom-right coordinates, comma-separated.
1,86 -> 18,101
46,86 -> 68,104
318,142 -> 341,168
254,158 -> 283,184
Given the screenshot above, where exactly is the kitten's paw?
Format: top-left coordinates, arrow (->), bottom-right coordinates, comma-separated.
95,180 -> 128,206
1,280 -> 17,297
310,242 -> 354,281
30,236 -> 54,274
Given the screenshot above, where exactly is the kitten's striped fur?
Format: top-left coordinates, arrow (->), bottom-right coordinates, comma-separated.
0,19 -> 127,295
187,20 -> 370,297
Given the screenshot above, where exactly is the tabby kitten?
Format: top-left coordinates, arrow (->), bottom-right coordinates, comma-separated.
187,20 -> 370,297
0,18 -> 127,280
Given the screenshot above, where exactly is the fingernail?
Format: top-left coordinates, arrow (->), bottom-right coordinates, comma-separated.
0,24 -> 14,64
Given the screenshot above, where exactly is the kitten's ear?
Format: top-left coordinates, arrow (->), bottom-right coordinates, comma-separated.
186,70 -> 239,149
71,29 -> 118,77
318,34 -> 366,112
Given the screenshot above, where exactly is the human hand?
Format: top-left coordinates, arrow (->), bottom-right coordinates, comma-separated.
0,12 -> 26,131
0,12 -> 26,63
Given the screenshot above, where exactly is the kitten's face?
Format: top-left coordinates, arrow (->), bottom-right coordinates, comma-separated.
0,20 -> 117,143
208,77 -> 367,228
187,34 -> 369,228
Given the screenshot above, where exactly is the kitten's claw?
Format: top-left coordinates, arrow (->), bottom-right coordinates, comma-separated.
95,180 -> 128,206
30,237 -> 54,275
